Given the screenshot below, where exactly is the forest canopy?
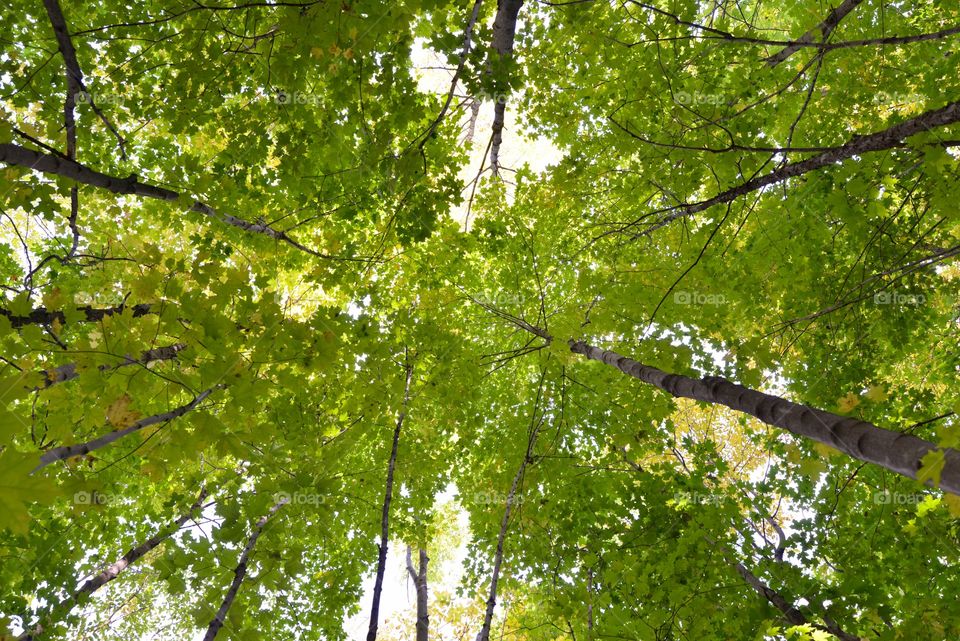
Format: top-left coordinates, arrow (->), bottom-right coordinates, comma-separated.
0,0 -> 959,640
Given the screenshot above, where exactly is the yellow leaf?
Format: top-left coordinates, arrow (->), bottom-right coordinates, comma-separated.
944,494 -> 960,518
42,287 -> 63,310
837,392 -> 860,413
106,395 -> 141,428
917,449 -> 946,487
864,385 -> 888,403
813,442 -> 842,459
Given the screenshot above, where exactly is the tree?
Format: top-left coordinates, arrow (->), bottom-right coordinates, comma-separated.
1,0 -> 959,640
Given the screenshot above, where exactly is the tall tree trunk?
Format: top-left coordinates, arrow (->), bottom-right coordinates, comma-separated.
203,499 -> 286,641
366,360 -> 414,641
488,0 -> 524,177
569,340 -> 960,493
19,489 -> 208,641
476,422 -> 541,641
406,545 -> 430,641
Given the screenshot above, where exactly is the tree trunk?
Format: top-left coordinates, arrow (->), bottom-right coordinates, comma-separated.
19,489 -> 208,641
488,0 -> 524,177
569,340 -> 960,494
203,499 -> 286,641
476,423 -> 540,641
366,361 -> 414,641
406,545 -> 430,641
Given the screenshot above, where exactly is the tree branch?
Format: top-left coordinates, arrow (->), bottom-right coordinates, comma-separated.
33,386 -> 221,472
627,100 -> 960,236
765,0 -> 865,67
0,144 -> 367,262
19,488 -> 209,641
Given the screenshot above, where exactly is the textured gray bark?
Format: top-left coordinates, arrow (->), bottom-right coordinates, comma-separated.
406,546 -> 430,641
204,499 -> 286,641
570,340 -> 960,494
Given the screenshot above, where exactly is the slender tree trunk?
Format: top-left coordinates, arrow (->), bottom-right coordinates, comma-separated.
586,568 -> 594,640
19,489 -> 208,641
203,499 -> 286,641
366,360 -> 414,641
406,546 -> 430,641
570,340 -> 960,494
725,546 -> 858,641
476,423 -> 541,641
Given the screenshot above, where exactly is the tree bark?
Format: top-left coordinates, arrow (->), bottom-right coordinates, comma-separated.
488,0 -> 524,177
203,499 -> 286,641
406,545 -> 430,641
38,343 -> 185,389
0,144 -> 341,260
637,100 -> 960,235
765,0 -> 865,66
729,549 -> 859,641
366,361 -> 414,641
476,424 -> 540,641
0,303 -> 153,329
19,488 -> 208,641
569,340 -> 960,494
33,386 -> 220,472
